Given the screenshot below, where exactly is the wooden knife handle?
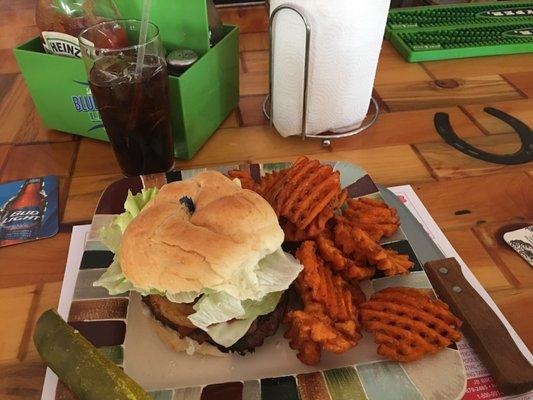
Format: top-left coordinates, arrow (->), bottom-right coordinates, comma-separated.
424,258 -> 533,395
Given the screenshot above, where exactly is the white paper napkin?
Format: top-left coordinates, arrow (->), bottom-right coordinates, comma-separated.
270,0 -> 390,137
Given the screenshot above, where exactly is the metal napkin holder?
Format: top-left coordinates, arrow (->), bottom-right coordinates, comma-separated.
263,4 -> 380,147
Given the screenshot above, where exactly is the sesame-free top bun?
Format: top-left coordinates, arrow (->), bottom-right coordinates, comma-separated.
119,171 -> 284,296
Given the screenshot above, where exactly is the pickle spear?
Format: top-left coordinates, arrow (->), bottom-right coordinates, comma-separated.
33,309 -> 151,400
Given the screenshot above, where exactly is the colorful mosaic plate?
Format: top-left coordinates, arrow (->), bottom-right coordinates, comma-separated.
60,161 -> 467,400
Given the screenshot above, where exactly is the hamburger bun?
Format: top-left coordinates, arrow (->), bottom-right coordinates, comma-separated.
119,171 -> 284,297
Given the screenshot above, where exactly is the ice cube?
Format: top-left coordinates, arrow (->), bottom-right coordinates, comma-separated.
93,68 -> 121,84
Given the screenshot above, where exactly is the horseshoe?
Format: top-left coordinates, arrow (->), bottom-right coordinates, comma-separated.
434,107 -> 533,165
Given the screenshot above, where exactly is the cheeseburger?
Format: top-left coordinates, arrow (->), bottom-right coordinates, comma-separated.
94,171 -> 302,355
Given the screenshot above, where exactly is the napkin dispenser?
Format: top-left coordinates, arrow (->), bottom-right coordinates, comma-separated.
266,1 -> 390,145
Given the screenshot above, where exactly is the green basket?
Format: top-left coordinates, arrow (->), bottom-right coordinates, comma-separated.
13,0 -> 239,159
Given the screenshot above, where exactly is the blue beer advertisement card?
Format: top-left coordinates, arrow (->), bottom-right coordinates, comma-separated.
0,176 -> 59,247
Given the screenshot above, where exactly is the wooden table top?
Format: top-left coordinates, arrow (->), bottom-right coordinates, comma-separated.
1,1 -> 532,398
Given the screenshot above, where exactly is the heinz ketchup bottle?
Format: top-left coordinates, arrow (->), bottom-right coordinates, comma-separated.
35,0 -> 125,58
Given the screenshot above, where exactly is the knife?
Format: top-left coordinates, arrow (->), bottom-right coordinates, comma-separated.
377,185 -> 533,395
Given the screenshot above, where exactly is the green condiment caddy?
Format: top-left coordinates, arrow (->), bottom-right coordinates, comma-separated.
13,0 -> 239,159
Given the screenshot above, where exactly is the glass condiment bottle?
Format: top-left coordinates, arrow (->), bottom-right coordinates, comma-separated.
35,0 -> 123,58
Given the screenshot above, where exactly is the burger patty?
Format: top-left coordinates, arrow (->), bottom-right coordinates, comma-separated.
143,293 -> 288,354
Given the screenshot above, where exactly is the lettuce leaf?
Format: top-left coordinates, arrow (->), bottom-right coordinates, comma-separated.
212,249 -> 302,301
99,223 -> 123,255
185,252 -> 299,347
165,291 -> 201,304
93,257 -> 137,295
189,291 -> 282,331
241,291 -> 283,320
256,249 -> 302,294
99,188 -> 159,253
94,256 -> 200,302
188,291 -> 245,330
190,291 -> 283,347
204,318 -> 256,348
95,188 -> 164,295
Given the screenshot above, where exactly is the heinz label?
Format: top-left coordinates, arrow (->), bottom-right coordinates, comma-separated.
41,31 -> 81,58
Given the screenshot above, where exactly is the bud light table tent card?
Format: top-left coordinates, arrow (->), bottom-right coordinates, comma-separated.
0,176 -> 59,248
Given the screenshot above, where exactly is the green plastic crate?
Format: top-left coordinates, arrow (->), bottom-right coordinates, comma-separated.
13,1 -> 239,159
390,22 -> 533,62
386,1 -> 533,38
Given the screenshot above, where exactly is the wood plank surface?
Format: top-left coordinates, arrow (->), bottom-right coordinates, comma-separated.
238,95 -> 267,127
258,145 -> 434,186
462,99 -> 533,136
219,6 -> 269,33
0,142 -> 78,181
219,111 -> 240,129
72,139 -> 121,177
443,228 -> 513,292
62,174 -> 123,224
414,172 -> 533,230
414,134 -> 526,179
0,2 -> 532,399
174,127 -> 433,185
375,41 -> 431,85
0,73 -> 17,104
22,282 -> 62,362
376,75 -> 523,112
0,285 -> 35,362
0,49 -> 20,74
0,75 -> 34,144
0,233 -> 71,289
239,32 -> 268,52
0,144 -> 10,169
240,70 -> 269,96
241,50 -> 268,73
490,288 -> 533,351
13,109 -> 76,144
473,221 -> 533,289
330,106 -> 483,150
503,72 -> 533,99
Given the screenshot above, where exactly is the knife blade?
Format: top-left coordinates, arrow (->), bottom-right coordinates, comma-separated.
377,185 -> 533,395
377,185 -> 445,265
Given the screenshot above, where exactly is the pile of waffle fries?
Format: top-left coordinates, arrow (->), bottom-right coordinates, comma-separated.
229,157 -> 462,365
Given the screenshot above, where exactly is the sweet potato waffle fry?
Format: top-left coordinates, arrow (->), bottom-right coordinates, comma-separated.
334,222 -> 413,276
316,234 -> 375,281
227,170 -> 258,192
277,157 -> 341,230
284,241 -> 363,365
282,204 -> 335,242
257,169 -> 287,205
339,197 -> 400,242
360,287 -> 462,362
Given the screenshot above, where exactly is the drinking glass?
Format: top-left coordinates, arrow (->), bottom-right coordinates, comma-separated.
79,19 -> 174,179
